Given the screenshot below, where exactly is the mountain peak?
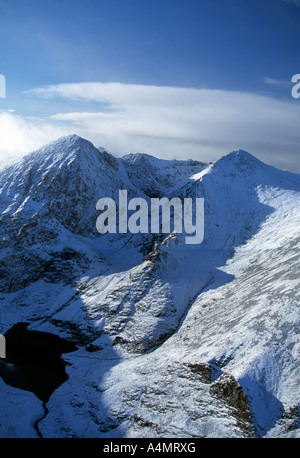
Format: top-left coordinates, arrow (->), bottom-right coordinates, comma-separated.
33,134 -> 93,159
55,133 -> 82,143
0,134 -> 127,236
12,134 -> 122,179
221,148 -> 263,164
211,148 -> 266,175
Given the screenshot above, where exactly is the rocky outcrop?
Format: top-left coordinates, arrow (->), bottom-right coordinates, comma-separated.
209,373 -> 254,436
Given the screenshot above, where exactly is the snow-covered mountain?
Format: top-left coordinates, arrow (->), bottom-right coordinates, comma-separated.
0,135 -> 299,438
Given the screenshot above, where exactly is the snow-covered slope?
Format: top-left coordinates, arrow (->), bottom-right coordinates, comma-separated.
122,152 -> 207,196
0,135 -> 299,438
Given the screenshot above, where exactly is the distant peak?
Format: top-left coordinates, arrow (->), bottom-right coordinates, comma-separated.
30,134 -> 84,157
228,149 -> 258,159
212,149 -> 265,174
45,134 -> 89,149
35,134 -> 101,157
122,152 -> 155,163
224,149 -> 259,161
61,133 -> 81,141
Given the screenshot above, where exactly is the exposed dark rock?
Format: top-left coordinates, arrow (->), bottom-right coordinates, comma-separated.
209,373 -> 255,436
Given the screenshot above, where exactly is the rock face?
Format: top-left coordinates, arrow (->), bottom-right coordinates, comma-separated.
209,373 -> 254,436
0,135 -> 299,438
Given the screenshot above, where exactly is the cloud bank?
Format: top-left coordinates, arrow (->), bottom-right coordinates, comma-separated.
0,111 -> 69,168
1,81 -> 300,172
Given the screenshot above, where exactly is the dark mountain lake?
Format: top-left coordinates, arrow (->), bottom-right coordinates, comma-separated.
0,322 -> 77,403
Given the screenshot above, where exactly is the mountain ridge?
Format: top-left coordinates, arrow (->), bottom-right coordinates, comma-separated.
0,135 -> 299,438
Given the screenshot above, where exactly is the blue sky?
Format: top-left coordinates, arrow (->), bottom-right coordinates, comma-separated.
0,0 -> 300,170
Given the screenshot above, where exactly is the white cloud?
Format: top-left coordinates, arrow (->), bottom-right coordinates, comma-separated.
0,111 -> 69,167
1,82 -> 300,173
263,77 -> 292,88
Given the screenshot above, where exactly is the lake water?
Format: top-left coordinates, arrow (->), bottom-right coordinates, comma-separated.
0,322 -> 77,403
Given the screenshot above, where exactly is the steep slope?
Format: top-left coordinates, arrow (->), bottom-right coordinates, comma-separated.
0,135 -> 209,350
0,134 -> 134,238
122,152 -> 207,196
0,137 -> 299,438
0,135 -> 141,299
92,149 -> 299,356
